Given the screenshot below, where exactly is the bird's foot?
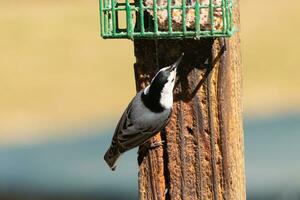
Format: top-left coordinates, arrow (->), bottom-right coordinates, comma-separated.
150,140 -> 165,149
138,140 -> 165,155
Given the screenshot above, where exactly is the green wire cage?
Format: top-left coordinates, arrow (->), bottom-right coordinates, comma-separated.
99,0 -> 234,39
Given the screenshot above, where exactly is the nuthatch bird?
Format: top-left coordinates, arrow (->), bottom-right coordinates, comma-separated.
104,53 -> 184,170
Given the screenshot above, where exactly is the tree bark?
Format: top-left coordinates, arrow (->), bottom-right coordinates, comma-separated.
133,1 -> 245,199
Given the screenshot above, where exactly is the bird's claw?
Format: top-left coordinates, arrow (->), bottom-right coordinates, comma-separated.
138,140 -> 165,155
150,140 -> 165,149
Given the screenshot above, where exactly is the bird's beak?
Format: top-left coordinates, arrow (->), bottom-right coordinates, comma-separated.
170,53 -> 184,71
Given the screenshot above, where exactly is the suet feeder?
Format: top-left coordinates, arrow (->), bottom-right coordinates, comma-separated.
99,0 -> 234,39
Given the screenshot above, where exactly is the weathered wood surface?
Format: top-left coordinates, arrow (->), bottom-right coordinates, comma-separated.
133,1 -> 245,199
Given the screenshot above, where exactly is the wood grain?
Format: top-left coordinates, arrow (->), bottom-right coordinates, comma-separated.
134,2 -> 245,199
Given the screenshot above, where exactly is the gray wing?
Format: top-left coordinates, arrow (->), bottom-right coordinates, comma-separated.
113,96 -> 171,152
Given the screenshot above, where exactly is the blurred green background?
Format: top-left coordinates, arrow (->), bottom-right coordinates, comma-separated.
0,0 -> 299,199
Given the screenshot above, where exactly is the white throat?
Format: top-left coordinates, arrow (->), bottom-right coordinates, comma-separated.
159,71 -> 176,109
144,66 -> 177,109
159,86 -> 174,109
144,83 -> 174,109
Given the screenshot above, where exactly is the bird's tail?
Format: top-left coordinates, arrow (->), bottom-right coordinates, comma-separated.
104,144 -> 121,171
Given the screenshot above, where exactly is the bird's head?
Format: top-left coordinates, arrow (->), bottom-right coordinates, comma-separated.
143,53 -> 184,110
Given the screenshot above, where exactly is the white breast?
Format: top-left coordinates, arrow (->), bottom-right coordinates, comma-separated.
160,88 -> 173,109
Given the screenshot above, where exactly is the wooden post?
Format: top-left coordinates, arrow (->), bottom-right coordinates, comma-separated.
133,1 -> 245,199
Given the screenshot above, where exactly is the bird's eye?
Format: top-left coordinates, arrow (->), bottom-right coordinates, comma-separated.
171,78 -> 175,82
